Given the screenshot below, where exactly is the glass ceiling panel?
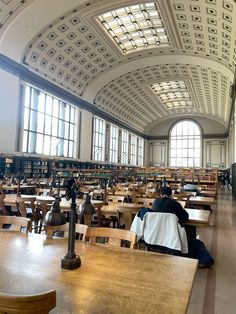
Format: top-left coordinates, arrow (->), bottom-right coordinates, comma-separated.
149,81 -> 194,109
97,2 -> 169,53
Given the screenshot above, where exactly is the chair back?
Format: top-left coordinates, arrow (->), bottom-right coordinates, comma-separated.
45,222 -> 88,240
0,194 -> 7,215
16,197 -> 37,219
36,200 -> 54,234
107,195 -> 124,204
0,290 -> 56,314
75,223 -> 88,241
135,198 -> 155,207
85,227 -> 137,249
45,222 -> 69,238
0,216 -> 31,232
117,207 -> 137,230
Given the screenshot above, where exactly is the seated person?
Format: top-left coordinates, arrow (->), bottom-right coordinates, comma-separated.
182,182 -> 201,195
152,186 -> 189,226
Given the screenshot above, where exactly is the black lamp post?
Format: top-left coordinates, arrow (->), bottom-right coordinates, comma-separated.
61,178 -> 81,269
15,173 -> 23,197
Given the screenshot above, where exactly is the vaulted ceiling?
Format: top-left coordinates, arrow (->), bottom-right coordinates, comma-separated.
0,0 -> 235,135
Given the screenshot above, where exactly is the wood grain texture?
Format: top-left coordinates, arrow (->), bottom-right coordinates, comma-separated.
0,232 -> 197,314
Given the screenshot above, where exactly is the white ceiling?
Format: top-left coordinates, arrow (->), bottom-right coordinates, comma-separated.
0,0 -> 235,135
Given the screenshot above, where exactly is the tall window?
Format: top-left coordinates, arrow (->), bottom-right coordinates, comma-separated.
22,85 -> 77,157
130,134 -> 137,165
137,137 -> 144,166
170,120 -> 201,167
109,124 -> 118,163
121,130 -> 128,164
93,116 -> 105,161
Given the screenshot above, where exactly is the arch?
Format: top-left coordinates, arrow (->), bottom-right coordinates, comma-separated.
169,119 -> 201,167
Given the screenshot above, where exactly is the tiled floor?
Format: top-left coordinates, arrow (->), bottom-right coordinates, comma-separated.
187,187 -> 236,314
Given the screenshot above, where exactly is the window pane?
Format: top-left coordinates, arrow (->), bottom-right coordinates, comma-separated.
170,120 -> 201,167
52,118 -> 58,136
43,135 -> 50,155
45,96 -> 52,115
22,85 -> 77,158
38,93 -> 45,112
37,112 -> 44,133
45,115 -> 51,135
36,134 -> 43,154
52,99 -> 59,117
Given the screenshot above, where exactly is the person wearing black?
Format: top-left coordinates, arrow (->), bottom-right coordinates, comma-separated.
152,186 -> 189,226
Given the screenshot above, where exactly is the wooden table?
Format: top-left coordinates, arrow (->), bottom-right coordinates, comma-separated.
200,190 -> 216,197
0,231 -> 197,313
189,196 -> 215,206
2,185 -> 36,192
3,194 -> 103,212
185,208 -> 211,227
101,205 -> 211,228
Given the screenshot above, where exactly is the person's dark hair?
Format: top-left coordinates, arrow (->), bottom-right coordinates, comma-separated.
161,186 -> 172,197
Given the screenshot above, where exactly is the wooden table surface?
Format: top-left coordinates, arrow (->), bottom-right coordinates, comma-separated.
184,208 -> 211,227
3,194 -> 103,212
200,190 -> 216,197
2,185 -> 36,191
0,231 -> 197,314
101,204 -> 211,227
189,196 -> 215,205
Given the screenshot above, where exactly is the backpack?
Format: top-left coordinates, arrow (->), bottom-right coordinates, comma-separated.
188,239 -> 214,268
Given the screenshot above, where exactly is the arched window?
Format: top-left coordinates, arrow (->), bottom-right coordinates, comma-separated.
170,120 -> 201,167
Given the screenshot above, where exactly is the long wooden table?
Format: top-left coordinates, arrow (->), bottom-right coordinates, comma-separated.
189,196 -> 215,206
0,231 -> 197,313
2,185 -> 36,192
200,190 -> 216,197
3,194 -> 103,212
101,204 -> 211,228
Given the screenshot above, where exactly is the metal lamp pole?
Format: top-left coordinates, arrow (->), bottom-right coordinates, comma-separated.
61,178 -> 81,269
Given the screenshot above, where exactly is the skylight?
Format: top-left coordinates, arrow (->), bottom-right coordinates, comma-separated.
97,2 -> 169,53
149,81 -> 194,109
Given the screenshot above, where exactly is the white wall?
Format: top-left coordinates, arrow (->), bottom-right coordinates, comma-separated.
148,116 -> 226,137
0,69 -> 19,153
203,139 -> 226,168
149,140 -> 168,167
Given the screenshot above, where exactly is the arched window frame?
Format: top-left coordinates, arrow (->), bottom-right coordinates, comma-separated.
169,119 -> 202,167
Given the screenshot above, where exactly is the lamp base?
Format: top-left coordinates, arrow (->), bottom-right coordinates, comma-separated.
61,254 -> 81,269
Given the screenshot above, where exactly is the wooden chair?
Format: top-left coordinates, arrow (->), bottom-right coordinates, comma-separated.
45,222 -> 69,238
117,207 -> 137,230
96,206 -> 115,227
0,194 -> 8,215
45,223 -> 88,241
0,216 -> 31,232
85,227 -> 137,249
75,223 -> 88,241
135,198 -> 155,207
36,200 -> 54,234
107,195 -> 124,204
15,197 -> 38,232
0,289 -> 56,314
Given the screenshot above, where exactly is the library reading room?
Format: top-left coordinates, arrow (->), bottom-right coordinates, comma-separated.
0,0 -> 236,313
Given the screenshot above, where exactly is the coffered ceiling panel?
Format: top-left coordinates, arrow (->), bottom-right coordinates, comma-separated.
0,0 -> 235,135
